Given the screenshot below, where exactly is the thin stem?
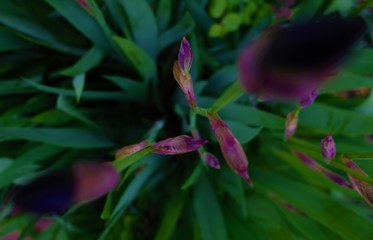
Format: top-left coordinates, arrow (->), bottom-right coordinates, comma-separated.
209,81 -> 245,113
193,107 -> 209,117
113,146 -> 154,172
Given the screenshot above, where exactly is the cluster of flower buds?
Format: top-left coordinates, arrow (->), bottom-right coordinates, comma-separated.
172,37 -> 252,184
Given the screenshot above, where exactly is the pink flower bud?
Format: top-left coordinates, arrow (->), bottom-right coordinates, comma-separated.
178,37 -> 193,73
320,135 -> 336,162
72,162 -> 120,203
299,88 -> 318,108
344,158 -> 373,206
173,61 -> 197,107
208,114 -> 252,185
294,151 -> 351,188
115,140 -> 148,159
284,110 -> 298,140
203,152 -> 221,169
152,135 -> 207,155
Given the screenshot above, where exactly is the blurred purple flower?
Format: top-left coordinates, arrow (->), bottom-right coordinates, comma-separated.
208,114 -> 252,185
299,88 -> 318,108
115,140 -> 148,159
294,151 -> 352,188
72,162 -> 120,203
75,0 -> 92,12
152,135 -> 207,155
238,16 -> 366,101
178,37 -> 193,73
320,135 -> 336,162
12,162 -> 119,215
284,110 -> 298,140
344,158 -> 373,206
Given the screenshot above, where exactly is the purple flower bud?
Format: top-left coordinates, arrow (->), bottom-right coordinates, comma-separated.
173,61 -> 197,107
203,152 -> 221,169
320,135 -> 336,162
178,37 -> 193,73
299,88 -> 318,108
115,140 -> 148,159
76,0 -> 92,12
294,151 -> 351,188
284,110 -> 298,140
72,162 -> 120,203
344,158 -> 373,206
208,114 -> 252,185
152,135 -> 207,155
238,16 -> 366,101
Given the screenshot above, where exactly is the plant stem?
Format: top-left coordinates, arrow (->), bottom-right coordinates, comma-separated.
193,106 -> 209,117
209,80 -> 245,113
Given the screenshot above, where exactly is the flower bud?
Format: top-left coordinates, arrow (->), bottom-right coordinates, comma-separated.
76,0 -> 92,12
203,152 -> 221,169
208,114 -> 252,185
178,37 -> 193,73
152,135 -> 207,155
320,135 -> 336,162
173,61 -> 197,107
294,151 -> 351,188
344,158 -> 373,206
284,110 -> 299,140
115,140 -> 148,159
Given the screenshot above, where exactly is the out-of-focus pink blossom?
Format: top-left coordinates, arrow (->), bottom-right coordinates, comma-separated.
152,135 -> 207,155
320,135 -> 336,162
208,114 -> 252,185
72,162 -> 120,203
178,37 -> 193,73
115,140 -> 148,159
284,110 -> 298,140
344,158 -> 373,206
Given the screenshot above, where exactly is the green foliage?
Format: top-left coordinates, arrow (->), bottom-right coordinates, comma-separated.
1,1 -> 373,240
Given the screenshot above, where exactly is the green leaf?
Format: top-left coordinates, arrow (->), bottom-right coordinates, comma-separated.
0,127 -> 113,148
72,74 -> 85,103
24,78 -> 126,100
181,163 -> 204,190
104,75 -> 147,100
113,36 -> 157,82
45,0 -> 113,52
257,169 -> 373,240
209,0 -> 227,18
158,13 -> 195,51
344,49 -> 373,75
321,73 -> 373,94
221,13 -> 242,32
156,0 -> 172,31
155,192 -> 186,240
193,174 -> 228,240
0,27 -> 33,52
119,0 -> 158,57
60,46 -> 105,76
299,103 -> 373,136
57,95 -> 99,129
0,0 -> 82,55
113,146 -> 154,172
226,121 -> 262,144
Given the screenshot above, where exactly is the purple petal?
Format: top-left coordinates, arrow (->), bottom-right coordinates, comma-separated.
178,37 -> 193,72
322,169 -> 352,189
320,135 -> 336,162
72,162 -> 120,203
152,135 -> 207,155
173,61 -> 197,107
